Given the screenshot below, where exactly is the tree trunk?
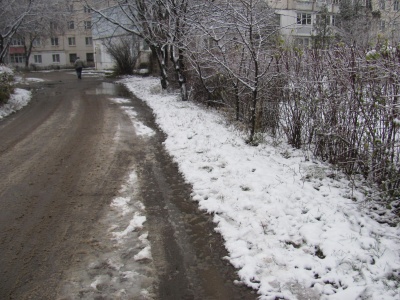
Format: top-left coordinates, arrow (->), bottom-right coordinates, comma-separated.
0,37 -> 6,64
249,88 -> 258,143
150,45 -> 168,90
170,45 -> 188,101
234,82 -> 240,120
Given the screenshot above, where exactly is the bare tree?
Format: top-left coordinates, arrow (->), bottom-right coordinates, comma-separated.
18,0 -> 70,68
0,0 -> 34,63
103,36 -> 139,75
83,0 -> 189,100
186,0 -> 279,142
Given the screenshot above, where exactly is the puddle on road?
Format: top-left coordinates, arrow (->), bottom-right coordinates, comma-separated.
85,82 -> 122,96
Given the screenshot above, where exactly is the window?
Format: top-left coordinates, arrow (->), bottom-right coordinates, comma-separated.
52,54 -> 60,63
51,37 -> 59,46
68,21 -> 75,30
50,22 -> 59,31
86,53 -> 94,63
32,38 -> 41,46
69,53 -> 77,63
333,0 -> 340,4
34,55 -> 42,63
296,37 -> 310,48
380,20 -> 386,31
84,6 -> 92,13
380,0 -> 385,9
10,39 -> 24,46
85,37 -> 92,45
84,21 -> 92,30
10,54 -> 25,63
68,37 -> 76,46
331,15 -> 336,26
297,13 -> 312,25
68,4 -> 73,12
395,0 -> 399,11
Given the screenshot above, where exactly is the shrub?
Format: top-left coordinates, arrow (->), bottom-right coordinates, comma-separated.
0,67 -> 14,105
104,36 -> 138,76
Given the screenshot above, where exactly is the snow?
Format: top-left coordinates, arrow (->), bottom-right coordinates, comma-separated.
0,67 -> 33,120
120,76 -> 400,300
109,97 -> 155,136
97,169 -> 154,297
134,245 -> 152,261
15,76 -> 45,84
0,88 -> 31,120
0,65 -> 13,74
0,68 -> 398,299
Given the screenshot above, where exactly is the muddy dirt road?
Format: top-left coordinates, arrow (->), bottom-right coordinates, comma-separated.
0,70 -> 256,299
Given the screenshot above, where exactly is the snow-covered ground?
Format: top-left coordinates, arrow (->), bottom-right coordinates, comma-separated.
1,69 -> 398,299
0,88 -> 31,120
120,76 -> 400,300
0,66 -> 33,120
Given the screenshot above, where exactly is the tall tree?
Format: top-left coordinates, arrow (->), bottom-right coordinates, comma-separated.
337,0 -> 374,48
312,5 -> 334,49
18,0 -> 70,67
84,0 -> 189,100
186,0 -> 279,142
0,0 -> 34,63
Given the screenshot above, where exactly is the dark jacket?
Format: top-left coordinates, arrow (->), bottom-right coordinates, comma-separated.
74,59 -> 84,69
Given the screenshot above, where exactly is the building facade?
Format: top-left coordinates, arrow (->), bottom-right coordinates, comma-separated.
271,0 -> 340,47
91,3 -> 152,71
30,1 -> 94,69
7,0 -> 400,68
8,0 -> 94,69
269,0 -> 400,47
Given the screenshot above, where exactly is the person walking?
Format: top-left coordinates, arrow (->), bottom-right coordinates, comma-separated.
74,57 -> 84,79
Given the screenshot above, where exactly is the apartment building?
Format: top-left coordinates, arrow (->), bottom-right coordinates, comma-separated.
7,0 -> 399,68
376,0 -> 400,42
31,1 -> 94,68
268,0 -> 338,47
8,1 -> 95,69
269,0 -> 400,47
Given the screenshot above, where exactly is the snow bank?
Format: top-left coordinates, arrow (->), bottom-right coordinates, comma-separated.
0,67 -> 33,120
0,88 -> 31,120
121,76 -> 400,300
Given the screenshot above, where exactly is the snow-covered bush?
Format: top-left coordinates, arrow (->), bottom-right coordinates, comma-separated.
276,46 -> 400,204
0,66 -> 14,105
187,38 -> 400,205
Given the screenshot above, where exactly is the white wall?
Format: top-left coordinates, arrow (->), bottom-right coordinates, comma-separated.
276,10 -> 298,37
29,51 -> 67,67
94,41 -> 114,70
